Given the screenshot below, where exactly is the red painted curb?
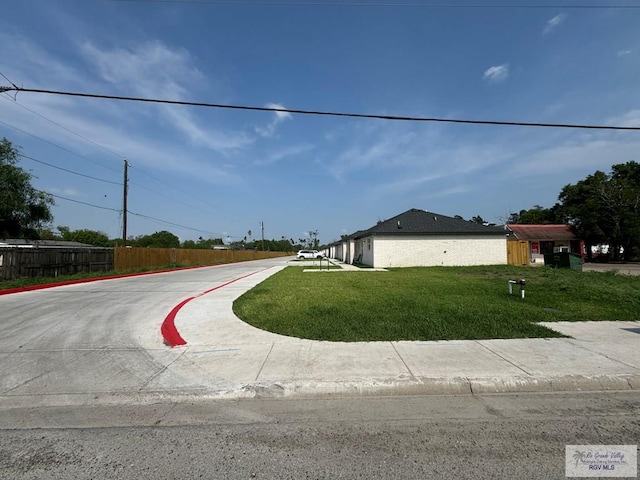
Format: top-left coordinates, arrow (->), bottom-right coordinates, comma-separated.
161,297 -> 192,347
160,269 -> 266,348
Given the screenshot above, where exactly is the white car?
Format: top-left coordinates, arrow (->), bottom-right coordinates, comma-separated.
297,249 -> 324,259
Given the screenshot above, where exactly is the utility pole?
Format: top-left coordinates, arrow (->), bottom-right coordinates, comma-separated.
260,221 -> 265,251
122,159 -> 129,246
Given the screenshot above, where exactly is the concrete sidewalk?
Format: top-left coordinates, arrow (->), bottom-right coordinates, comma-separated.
168,265 -> 640,398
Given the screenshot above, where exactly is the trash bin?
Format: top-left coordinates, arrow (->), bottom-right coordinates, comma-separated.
543,252 -> 582,271
543,253 -> 557,267
568,252 -> 583,271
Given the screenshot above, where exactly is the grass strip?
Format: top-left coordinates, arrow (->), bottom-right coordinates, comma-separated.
233,265 -> 640,342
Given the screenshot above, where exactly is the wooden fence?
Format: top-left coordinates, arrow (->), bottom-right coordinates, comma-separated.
0,246 -> 292,281
0,247 -> 114,281
114,247 -> 291,271
507,239 -> 530,266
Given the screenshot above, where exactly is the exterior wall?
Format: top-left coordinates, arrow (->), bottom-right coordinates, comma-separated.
353,238 -> 366,264
361,236 -> 375,266
347,239 -> 356,264
371,235 -> 507,268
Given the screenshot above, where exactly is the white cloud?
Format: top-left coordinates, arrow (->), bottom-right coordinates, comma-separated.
255,103 -> 293,137
325,124 -> 418,181
79,41 -> 254,154
254,143 -> 315,166
0,34 -> 75,87
80,41 -> 200,98
47,187 -> 83,197
543,14 -> 567,35
617,49 -> 633,57
0,34 -> 254,186
0,95 -> 242,186
506,133 -> 640,179
606,109 -> 640,127
482,64 -> 509,83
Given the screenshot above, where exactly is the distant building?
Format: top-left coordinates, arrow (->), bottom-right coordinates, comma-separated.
328,208 -> 507,268
506,224 -> 584,265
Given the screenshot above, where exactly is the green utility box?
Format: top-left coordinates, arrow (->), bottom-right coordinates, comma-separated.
543,252 -> 583,271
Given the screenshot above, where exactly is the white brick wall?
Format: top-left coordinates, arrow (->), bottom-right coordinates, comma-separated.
369,235 -> 507,267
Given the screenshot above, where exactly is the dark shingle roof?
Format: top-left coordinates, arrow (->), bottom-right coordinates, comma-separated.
352,209 -> 506,238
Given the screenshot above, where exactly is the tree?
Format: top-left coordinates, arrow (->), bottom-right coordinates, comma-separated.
181,236 -> 225,249
557,161 -> 640,261
298,230 -> 320,249
470,215 -> 485,224
133,230 -> 180,248
0,138 -> 54,238
57,226 -> 112,247
509,205 -> 562,224
610,161 -> 640,259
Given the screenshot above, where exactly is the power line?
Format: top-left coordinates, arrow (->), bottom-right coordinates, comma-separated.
0,116 -> 123,175
38,190 -> 122,212
0,71 -> 18,89
107,1 -> 640,9
38,189 -> 234,238
0,105 -> 210,208
128,164 -> 213,207
19,153 -> 122,185
0,93 -> 124,160
128,210 -> 233,237
128,180 -> 208,211
4,86 -> 640,131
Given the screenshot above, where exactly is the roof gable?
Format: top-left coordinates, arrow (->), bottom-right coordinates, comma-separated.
354,209 -> 506,237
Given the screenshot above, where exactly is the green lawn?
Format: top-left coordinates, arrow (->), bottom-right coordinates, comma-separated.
233,265 -> 640,342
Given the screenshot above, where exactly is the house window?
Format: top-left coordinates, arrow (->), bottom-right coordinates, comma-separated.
540,241 -> 554,254
367,239 -> 371,250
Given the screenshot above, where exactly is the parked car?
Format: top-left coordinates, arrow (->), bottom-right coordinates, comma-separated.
297,249 -> 324,259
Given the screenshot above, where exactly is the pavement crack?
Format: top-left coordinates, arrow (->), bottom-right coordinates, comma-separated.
138,347 -> 190,391
390,342 -> 417,381
475,341 -> 533,376
566,340 -> 640,372
467,378 -> 475,395
152,402 -> 178,426
254,343 -> 274,382
0,350 -> 94,395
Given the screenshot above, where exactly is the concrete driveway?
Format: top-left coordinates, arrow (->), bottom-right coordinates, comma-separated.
1,258 -> 638,409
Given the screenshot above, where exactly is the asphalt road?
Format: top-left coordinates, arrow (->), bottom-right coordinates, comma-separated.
0,258 -> 289,408
1,391 -> 639,479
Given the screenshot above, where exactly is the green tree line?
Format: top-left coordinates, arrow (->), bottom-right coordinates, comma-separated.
507,161 -> 640,261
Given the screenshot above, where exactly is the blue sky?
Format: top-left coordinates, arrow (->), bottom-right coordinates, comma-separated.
1,1 -> 639,245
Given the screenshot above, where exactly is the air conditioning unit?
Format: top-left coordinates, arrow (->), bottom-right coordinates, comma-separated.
554,246 -> 569,253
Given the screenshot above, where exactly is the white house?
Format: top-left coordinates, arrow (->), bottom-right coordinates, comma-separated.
335,209 -> 507,268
